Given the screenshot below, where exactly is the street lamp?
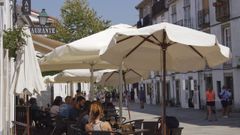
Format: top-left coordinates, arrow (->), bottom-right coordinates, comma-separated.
30,8 -> 56,34
38,9 -> 48,26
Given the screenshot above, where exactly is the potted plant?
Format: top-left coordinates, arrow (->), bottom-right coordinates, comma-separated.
3,27 -> 28,59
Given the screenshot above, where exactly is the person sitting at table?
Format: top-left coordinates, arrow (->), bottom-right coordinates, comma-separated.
50,96 -> 62,117
69,96 -> 86,121
59,96 -> 72,118
102,92 -> 117,119
29,97 -> 42,126
85,101 -> 112,133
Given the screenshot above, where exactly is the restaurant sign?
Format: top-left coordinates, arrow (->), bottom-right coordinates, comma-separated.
30,27 -> 56,34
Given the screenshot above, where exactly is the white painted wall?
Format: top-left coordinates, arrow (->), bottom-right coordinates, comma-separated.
231,20 -> 240,66
212,69 -> 224,109
230,0 -> 240,19
0,0 -> 12,134
233,70 -> 240,108
0,5 -> 4,134
209,0 -> 218,26
136,0 -> 240,110
53,83 -> 70,100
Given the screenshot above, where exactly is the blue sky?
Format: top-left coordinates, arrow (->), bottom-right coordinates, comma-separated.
30,0 -> 141,25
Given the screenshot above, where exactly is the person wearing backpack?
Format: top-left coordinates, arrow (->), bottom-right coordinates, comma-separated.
219,86 -> 231,118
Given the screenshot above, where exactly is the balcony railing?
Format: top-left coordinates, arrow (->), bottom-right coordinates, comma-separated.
184,18 -> 193,28
214,0 -> 230,22
152,0 -> 168,17
183,0 -> 190,7
198,9 -> 210,28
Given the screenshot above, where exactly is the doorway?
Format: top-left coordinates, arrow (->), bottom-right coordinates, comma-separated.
156,80 -> 160,104
205,75 -> 213,90
175,80 -> 180,105
166,81 -> 171,102
224,75 -> 234,101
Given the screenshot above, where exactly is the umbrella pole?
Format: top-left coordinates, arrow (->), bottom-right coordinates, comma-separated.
123,72 -> 131,120
90,64 -> 94,101
119,61 -> 123,118
161,45 -> 167,135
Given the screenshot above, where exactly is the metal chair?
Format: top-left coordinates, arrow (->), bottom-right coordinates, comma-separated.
116,116 -> 126,124
13,106 -> 31,135
168,127 -> 184,135
68,124 -> 85,135
51,116 -> 75,135
87,130 -> 121,135
142,121 -> 159,135
122,119 -> 144,129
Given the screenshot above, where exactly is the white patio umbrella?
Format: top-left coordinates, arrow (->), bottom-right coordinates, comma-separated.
98,69 -> 148,120
100,22 -> 231,135
11,27 -> 45,94
43,75 -> 55,83
44,69 -> 104,83
40,24 -> 135,71
6,27 -> 45,135
40,24 -> 135,100
98,69 -> 147,87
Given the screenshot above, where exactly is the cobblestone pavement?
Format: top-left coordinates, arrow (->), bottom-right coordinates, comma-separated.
118,102 -> 240,135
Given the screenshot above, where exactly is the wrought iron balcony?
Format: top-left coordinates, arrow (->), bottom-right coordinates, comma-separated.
198,9 -> 210,28
213,0 -> 230,22
184,18 -> 193,28
152,0 -> 168,17
183,0 -> 190,7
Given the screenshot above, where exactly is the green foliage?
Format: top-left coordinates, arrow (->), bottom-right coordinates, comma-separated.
3,27 -> 28,58
94,85 -> 115,93
48,0 -> 111,43
42,71 -> 61,76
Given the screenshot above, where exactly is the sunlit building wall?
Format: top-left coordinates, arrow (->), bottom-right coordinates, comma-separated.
136,0 -> 240,110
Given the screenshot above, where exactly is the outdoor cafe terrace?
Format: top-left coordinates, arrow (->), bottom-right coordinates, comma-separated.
13,94 -> 183,135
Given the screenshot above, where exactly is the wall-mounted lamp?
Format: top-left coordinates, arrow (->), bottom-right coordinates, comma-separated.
30,8 -> 56,34
38,9 -> 48,25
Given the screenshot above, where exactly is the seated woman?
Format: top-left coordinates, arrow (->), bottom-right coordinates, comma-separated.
85,101 -> 112,133
28,98 -> 42,126
50,96 -> 62,117
102,93 -> 117,120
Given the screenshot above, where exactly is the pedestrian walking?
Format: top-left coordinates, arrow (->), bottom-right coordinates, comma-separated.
219,86 -> 231,118
205,87 -> 217,121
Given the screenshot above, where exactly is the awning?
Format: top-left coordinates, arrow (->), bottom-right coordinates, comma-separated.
32,34 -> 64,54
